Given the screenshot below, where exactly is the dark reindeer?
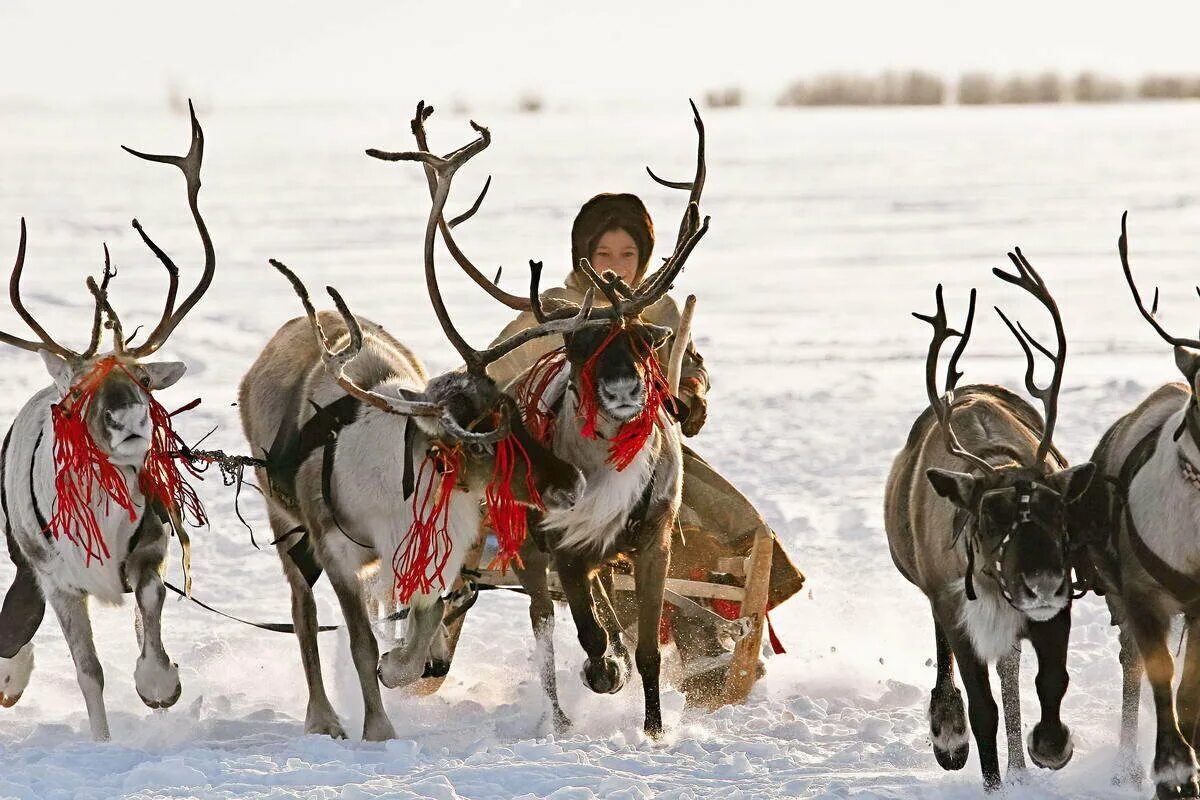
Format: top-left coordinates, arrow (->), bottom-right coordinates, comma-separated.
883,255 -> 1095,791
0,106 -> 215,739
240,115 -> 589,741
1075,213 -> 1200,798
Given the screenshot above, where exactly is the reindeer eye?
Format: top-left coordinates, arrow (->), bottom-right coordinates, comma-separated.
140,375 -> 152,388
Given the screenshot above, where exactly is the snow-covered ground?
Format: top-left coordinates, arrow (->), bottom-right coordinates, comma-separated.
1,101 -> 1199,798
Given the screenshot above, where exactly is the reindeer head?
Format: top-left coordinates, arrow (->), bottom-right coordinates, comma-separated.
915,254 -> 1094,621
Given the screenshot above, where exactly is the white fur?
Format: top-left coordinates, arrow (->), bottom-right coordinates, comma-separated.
1127,410 -> 1200,576
539,374 -> 666,554
1154,754 -> 1200,786
0,643 -> 34,701
134,653 -> 179,704
943,581 -> 1026,663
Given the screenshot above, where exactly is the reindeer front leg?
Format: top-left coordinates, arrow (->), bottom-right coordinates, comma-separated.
1025,610 -> 1073,771
126,523 -> 181,710
49,589 -> 108,740
633,501 -> 673,739
1127,599 -> 1199,798
558,555 -> 628,695
512,536 -> 571,733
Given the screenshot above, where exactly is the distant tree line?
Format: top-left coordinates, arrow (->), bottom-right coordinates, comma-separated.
739,71 -> 1200,108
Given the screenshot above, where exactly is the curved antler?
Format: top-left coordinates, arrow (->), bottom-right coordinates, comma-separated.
81,244 -> 118,359
992,248 -> 1066,466
269,259 -> 444,418
1118,210 -> 1200,350
367,117 -> 595,375
2,219 -> 77,359
647,98 -> 706,263
123,101 -> 214,357
913,285 -> 995,475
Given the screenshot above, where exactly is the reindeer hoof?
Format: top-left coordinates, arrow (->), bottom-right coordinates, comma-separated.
422,658 -> 450,679
929,686 -> 969,771
135,657 -> 181,709
581,655 -> 628,695
0,643 -> 34,708
1154,738 -> 1200,798
551,708 -> 573,735
1028,722 -> 1073,770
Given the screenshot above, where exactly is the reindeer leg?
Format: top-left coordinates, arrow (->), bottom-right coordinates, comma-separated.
1176,617 -> 1200,754
512,539 -> 571,734
1026,610 -> 1073,771
929,614 -> 969,770
320,551 -> 395,741
1117,621 -> 1147,785
937,600 -> 1002,792
125,523 -> 180,710
997,642 -> 1026,774
633,520 -> 671,740
592,567 -> 632,673
558,555 -> 627,695
276,524 -> 345,739
1127,599 -> 1199,798
0,555 -> 43,708
49,589 -> 108,741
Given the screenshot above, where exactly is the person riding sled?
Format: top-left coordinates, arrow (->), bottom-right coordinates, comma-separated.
487,192 -> 805,702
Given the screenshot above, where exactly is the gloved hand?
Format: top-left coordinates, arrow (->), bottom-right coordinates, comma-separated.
679,378 -> 708,437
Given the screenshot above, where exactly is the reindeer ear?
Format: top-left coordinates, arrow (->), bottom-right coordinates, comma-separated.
1048,462 -> 1096,503
1175,346 -> 1200,388
642,323 -> 674,350
143,361 -> 187,390
926,468 -> 978,510
40,351 -> 74,393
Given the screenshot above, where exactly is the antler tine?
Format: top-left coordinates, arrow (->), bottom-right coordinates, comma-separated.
1118,210 -> 1200,349
992,247 -> 1067,465
127,218 -> 180,352
478,288 -> 597,367
396,102 -> 531,311
645,99 -> 706,254
576,257 -> 626,309
7,218 -> 75,359
626,208 -> 711,316
82,244 -> 118,358
912,285 -> 995,474
124,101 -> 215,357
268,259 -> 443,417
85,275 -> 126,355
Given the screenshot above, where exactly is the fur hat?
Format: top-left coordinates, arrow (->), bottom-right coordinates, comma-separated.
570,193 -> 655,282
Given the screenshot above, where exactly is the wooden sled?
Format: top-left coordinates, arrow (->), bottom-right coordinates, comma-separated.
406,525 -> 776,708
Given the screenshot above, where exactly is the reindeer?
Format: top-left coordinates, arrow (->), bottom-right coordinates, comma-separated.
1075,213 -> 1200,799
0,105 -> 215,740
883,255 -> 1095,791
419,104 -> 709,739
239,116 -> 590,742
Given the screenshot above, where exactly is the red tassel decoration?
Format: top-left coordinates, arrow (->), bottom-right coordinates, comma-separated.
138,391 -> 207,528
604,331 -> 669,471
47,358 -> 131,565
393,446 -> 461,604
515,346 -> 569,446
484,433 -> 542,572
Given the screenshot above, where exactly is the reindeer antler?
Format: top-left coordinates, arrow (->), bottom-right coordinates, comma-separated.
121,101 -> 215,357
992,248 -> 1066,466
0,219 -> 77,358
913,285 -> 995,475
367,115 -> 595,376
1118,210 -> 1200,350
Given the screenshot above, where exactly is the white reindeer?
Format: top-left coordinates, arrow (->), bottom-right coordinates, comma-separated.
0,105 -> 215,740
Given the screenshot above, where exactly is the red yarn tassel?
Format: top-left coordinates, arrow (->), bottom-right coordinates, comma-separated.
484,433 -> 542,572
138,392 -> 207,528
515,346 -> 569,446
47,358 -> 130,566
393,446 -> 460,604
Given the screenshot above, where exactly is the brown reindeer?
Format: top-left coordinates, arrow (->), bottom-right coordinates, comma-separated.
884,256 -> 1095,791
238,116 -> 590,741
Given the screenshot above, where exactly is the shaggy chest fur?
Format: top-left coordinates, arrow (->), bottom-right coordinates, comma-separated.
2,387 -> 149,605
941,580 -> 1027,662
538,377 -> 673,556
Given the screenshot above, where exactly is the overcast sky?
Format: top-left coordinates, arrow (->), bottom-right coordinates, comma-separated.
2,0 -> 1199,109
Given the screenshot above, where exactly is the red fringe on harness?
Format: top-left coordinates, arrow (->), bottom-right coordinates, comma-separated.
516,325 -> 668,472
393,445 -> 461,604
485,432 -> 542,573
46,357 -> 206,566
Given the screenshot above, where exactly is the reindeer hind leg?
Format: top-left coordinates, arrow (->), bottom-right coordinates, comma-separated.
513,539 -> 571,734
0,550 -> 44,708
